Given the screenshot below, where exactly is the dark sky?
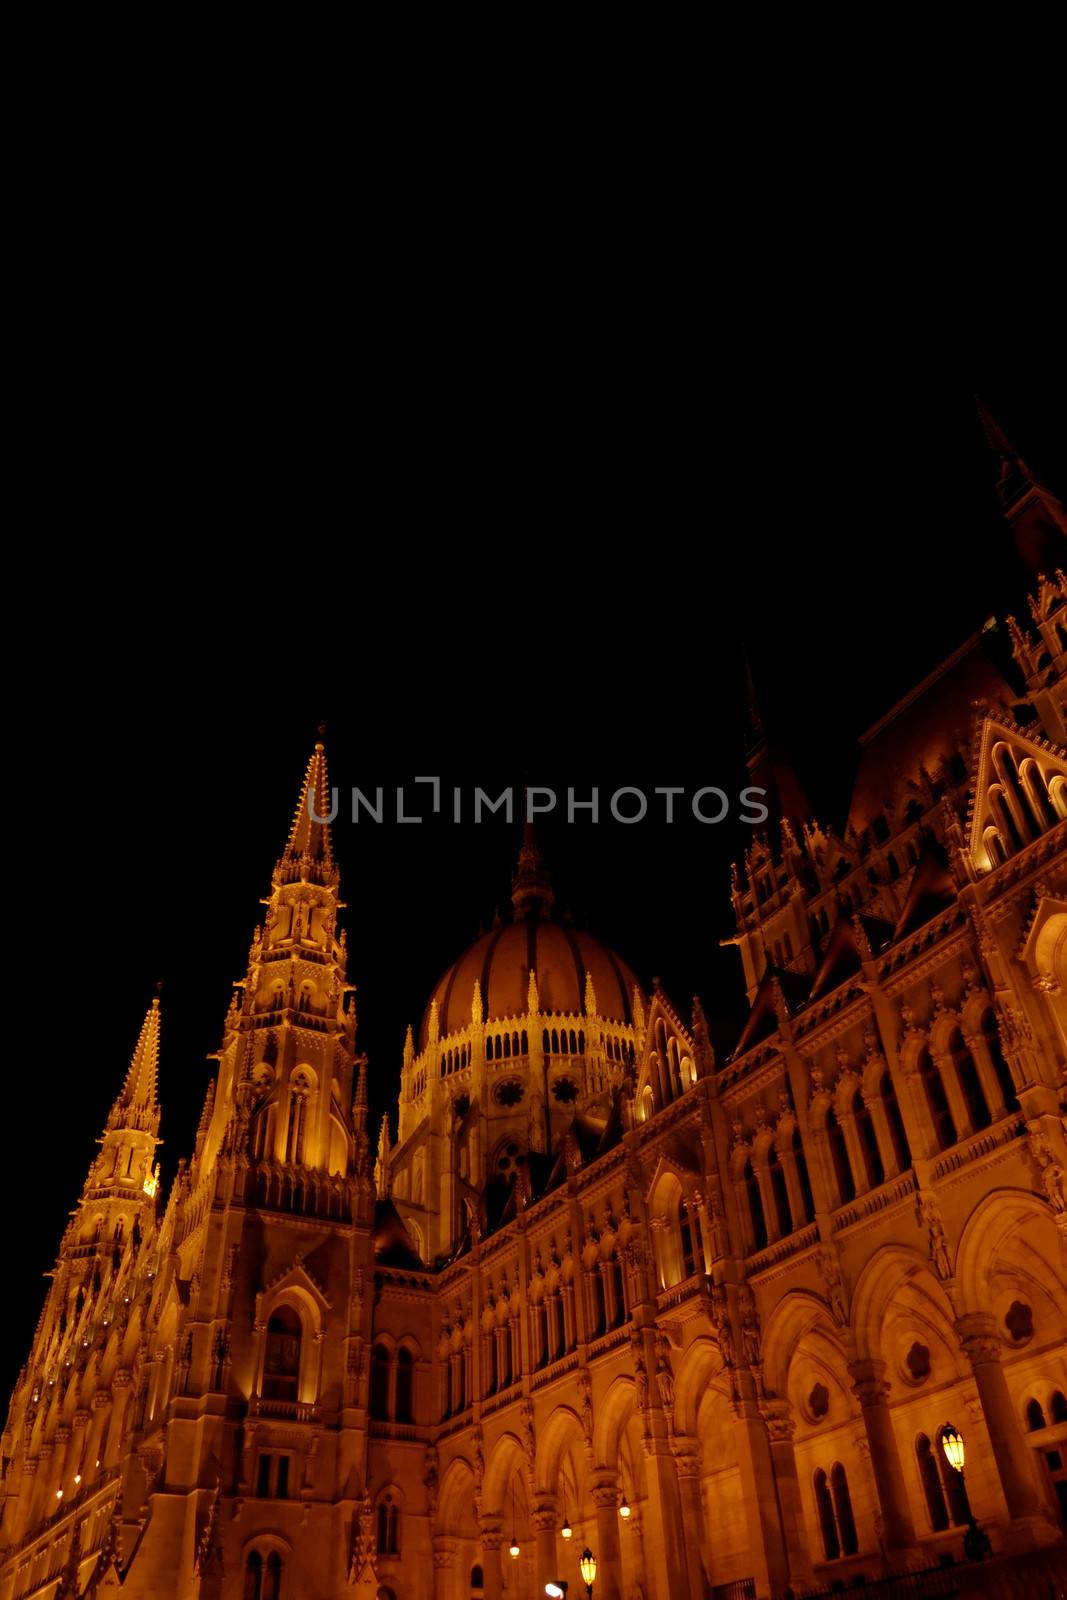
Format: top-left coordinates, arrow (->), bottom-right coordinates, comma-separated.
5,385 -> 1063,1395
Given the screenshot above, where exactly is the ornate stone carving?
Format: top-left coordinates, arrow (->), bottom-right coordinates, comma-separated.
916,1192 -> 954,1279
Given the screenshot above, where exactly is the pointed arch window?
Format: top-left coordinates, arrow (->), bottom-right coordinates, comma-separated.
916,1431 -> 949,1529
743,1159 -> 768,1251
793,1129 -> 815,1223
768,1145 -> 792,1236
244,1551 -> 283,1600
825,1108 -> 855,1205
936,1425 -> 971,1525
917,1046 -> 956,1151
830,1463 -> 858,1554
376,1492 -> 400,1556
980,1008 -> 1019,1113
395,1347 -> 414,1423
1052,1391 -> 1067,1424
814,1468 -> 840,1560
370,1343 -> 390,1420
263,1307 -> 301,1402
285,1073 -> 312,1163
853,1090 -> 884,1189
880,1071 -> 911,1172
949,1028 -> 991,1132
1027,1398 -> 1048,1431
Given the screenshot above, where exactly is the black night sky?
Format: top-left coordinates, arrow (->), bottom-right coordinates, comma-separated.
5,384 -> 1063,1398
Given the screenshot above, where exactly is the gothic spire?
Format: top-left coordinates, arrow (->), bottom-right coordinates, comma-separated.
276,739 -> 337,885
113,997 -> 161,1119
742,654 -> 812,828
511,819 -> 555,918
976,398 -> 1067,573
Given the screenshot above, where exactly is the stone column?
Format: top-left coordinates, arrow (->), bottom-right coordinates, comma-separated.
848,1359 -> 920,1566
433,1534 -> 457,1599
731,1386 -> 792,1598
955,1313 -> 1059,1546
590,1472 -> 625,1600
479,1516 -> 504,1600
641,1437 -> 695,1600
671,1439 -> 710,1600
532,1492 -> 559,1593
760,1402 -> 816,1591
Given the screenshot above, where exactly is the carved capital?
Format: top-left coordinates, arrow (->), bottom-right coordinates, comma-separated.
531,1493 -> 558,1533
955,1312 -> 1002,1366
849,1357 -> 891,1409
479,1516 -> 504,1552
760,1399 -> 796,1443
590,1471 -> 620,1508
432,1536 -> 457,1570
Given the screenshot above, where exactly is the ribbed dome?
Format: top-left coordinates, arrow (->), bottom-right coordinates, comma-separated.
420,918 -> 643,1049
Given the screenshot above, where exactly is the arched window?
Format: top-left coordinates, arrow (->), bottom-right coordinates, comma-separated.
395,1347 -> 414,1423
814,1468 -> 840,1560
743,1159 -> 768,1251
285,1074 -> 311,1163
980,1009 -> 1019,1113
793,1130 -> 815,1223
263,1553 -> 282,1600
949,1028 -> 990,1132
244,1551 -> 283,1600
853,1090 -> 884,1190
831,1463 -> 858,1555
880,1071 -> 911,1172
244,1552 -> 262,1600
680,1200 -> 698,1278
916,1434 -> 949,1530
471,1564 -> 485,1592
917,1047 -> 956,1152
377,1493 -> 400,1556
936,1426 -> 971,1525
768,1145 -> 792,1236
370,1344 -> 390,1420
825,1108 -> 855,1205
263,1307 -> 301,1402
1027,1398 -> 1048,1431
1052,1391 -> 1067,1424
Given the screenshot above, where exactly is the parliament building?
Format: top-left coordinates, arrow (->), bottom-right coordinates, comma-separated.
2,425 -> 1066,1600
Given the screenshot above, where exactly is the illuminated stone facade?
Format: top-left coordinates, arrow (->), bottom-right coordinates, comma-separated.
1,543 -> 1066,1594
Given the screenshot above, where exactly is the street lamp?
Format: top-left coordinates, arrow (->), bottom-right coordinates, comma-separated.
579,1547 -> 598,1598
940,1426 -> 992,1562
545,1584 -> 568,1598
618,1494 -> 630,1520
509,1479 -> 520,1559
941,1423 -> 965,1474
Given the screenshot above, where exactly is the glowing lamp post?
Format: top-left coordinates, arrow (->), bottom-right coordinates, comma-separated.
941,1425 -> 991,1561
579,1547 -> 598,1598
941,1423 -> 965,1475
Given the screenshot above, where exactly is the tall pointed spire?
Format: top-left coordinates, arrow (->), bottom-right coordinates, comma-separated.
511,819 -> 555,918
113,997 -> 161,1119
742,654 -> 811,827
976,398 -> 1067,573
276,739 -> 337,886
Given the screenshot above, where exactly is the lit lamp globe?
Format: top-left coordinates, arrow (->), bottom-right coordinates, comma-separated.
941,1424 -> 965,1474
509,1536 -> 520,1559
580,1548 -> 598,1593
561,1515 -> 573,1541
618,1495 -> 630,1520
545,1584 -> 567,1598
